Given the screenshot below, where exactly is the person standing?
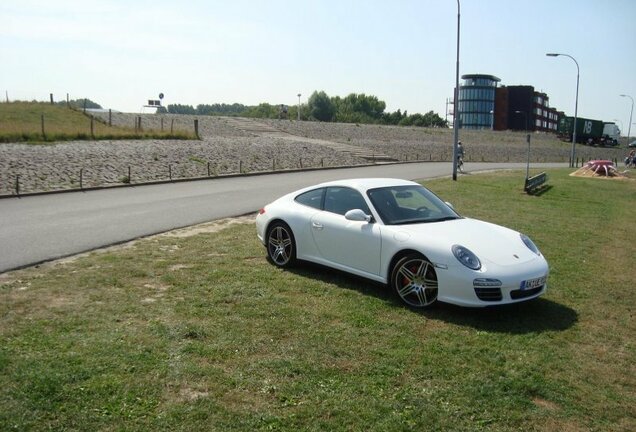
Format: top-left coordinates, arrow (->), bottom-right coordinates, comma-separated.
457,141 -> 465,172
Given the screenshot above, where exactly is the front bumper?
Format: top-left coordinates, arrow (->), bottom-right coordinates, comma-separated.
436,258 -> 549,307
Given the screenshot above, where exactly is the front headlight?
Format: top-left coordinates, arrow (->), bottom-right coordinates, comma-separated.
452,245 -> 481,270
520,234 -> 541,256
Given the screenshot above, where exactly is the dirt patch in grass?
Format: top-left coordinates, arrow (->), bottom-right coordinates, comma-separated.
161,215 -> 255,238
570,167 -> 633,180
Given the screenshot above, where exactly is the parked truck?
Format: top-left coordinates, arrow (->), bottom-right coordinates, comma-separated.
602,122 -> 620,146
557,116 -> 618,146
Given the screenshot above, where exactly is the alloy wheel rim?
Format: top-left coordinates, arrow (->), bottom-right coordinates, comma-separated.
268,226 -> 292,265
395,258 -> 438,307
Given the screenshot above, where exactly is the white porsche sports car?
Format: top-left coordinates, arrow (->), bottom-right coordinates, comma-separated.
256,178 -> 548,308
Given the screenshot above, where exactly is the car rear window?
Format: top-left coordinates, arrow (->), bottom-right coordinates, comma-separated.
294,188 -> 324,209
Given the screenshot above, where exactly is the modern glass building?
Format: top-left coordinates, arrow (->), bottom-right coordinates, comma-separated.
458,74 -> 500,129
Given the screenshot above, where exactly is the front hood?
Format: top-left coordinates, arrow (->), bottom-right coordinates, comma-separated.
394,218 -> 540,265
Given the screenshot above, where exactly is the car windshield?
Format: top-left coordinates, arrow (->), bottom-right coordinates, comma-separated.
367,185 -> 461,225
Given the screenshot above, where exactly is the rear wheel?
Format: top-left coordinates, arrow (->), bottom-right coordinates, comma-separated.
390,253 -> 438,308
266,222 -> 296,268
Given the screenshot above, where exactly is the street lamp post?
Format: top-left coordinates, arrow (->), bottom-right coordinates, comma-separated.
546,53 -> 579,167
515,111 -> 531,180
297,93 -> 301,121
620,94 -> 633,144
452,0 -> 461,181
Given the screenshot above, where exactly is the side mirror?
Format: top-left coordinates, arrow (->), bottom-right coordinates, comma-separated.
345,209 -> 372,222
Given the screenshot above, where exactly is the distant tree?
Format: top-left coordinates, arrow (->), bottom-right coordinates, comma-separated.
381,109 -> 406,125
399,113 -> 422,127
167,104 -> 196,115
332,93 -> 386,123
422,110 -> 448,127
399,111 -> 448,128
288,104 -> 309,121
57,98 -> 102,109
196,103 -> 247,115
243,103 -> 279,119
308,91 -> 335,122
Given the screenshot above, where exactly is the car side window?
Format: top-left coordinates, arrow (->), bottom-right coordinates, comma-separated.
294,188 -> 324,210
324,187 -> 371,216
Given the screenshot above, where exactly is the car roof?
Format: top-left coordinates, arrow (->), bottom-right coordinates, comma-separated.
310,178 -> 418,192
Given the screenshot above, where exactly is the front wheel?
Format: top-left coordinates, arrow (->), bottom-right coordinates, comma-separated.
266,222 -> 296,268
390,254 -> 438,308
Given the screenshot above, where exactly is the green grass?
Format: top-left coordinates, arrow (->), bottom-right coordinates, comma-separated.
1,169 -> 634,431
0,102 -> 196,143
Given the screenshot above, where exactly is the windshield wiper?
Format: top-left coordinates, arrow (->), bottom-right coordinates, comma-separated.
392,218 -> 426,225
426,216 -> 461,223
391,216 -> 460,225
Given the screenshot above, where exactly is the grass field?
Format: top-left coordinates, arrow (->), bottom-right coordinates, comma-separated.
0,102 -> 195,142
1,169 -> 634,431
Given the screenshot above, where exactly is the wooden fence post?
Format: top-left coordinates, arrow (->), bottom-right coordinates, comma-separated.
15,175 -> 20,196
170,119 -> 174,134
108,109 -> 112,127
90,117 -> 94,139
194,119 -> 199,138
50,93 -> 54,104
169,164 -> 172,180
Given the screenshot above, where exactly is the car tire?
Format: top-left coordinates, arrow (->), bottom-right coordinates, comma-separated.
390,253 -> 438,308
266,221 -> 296,268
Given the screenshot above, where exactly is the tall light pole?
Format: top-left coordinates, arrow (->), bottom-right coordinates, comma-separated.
297,93 -> 301,121
620,94 -> 633,144
515,110 -> 531,180
452,0 -> 461,181
546,53 -> 579,167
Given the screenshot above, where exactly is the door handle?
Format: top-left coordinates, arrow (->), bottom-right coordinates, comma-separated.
312,222 -> 324,230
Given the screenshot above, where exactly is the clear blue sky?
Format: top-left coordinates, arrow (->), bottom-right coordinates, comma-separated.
2,0 -> 635,133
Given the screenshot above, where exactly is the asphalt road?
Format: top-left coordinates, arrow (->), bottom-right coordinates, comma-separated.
0,162 -> 565,272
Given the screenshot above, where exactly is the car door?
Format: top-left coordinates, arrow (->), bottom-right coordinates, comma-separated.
310,186 -> 382,276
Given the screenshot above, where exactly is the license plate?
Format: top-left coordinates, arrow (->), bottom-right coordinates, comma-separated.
520,276 -> 546,290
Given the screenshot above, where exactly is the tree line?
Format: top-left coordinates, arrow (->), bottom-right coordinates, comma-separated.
55,98 -> 102,109
165,91 -> 448,128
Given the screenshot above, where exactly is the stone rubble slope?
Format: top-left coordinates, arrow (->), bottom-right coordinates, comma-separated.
0,113 -> 624,195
